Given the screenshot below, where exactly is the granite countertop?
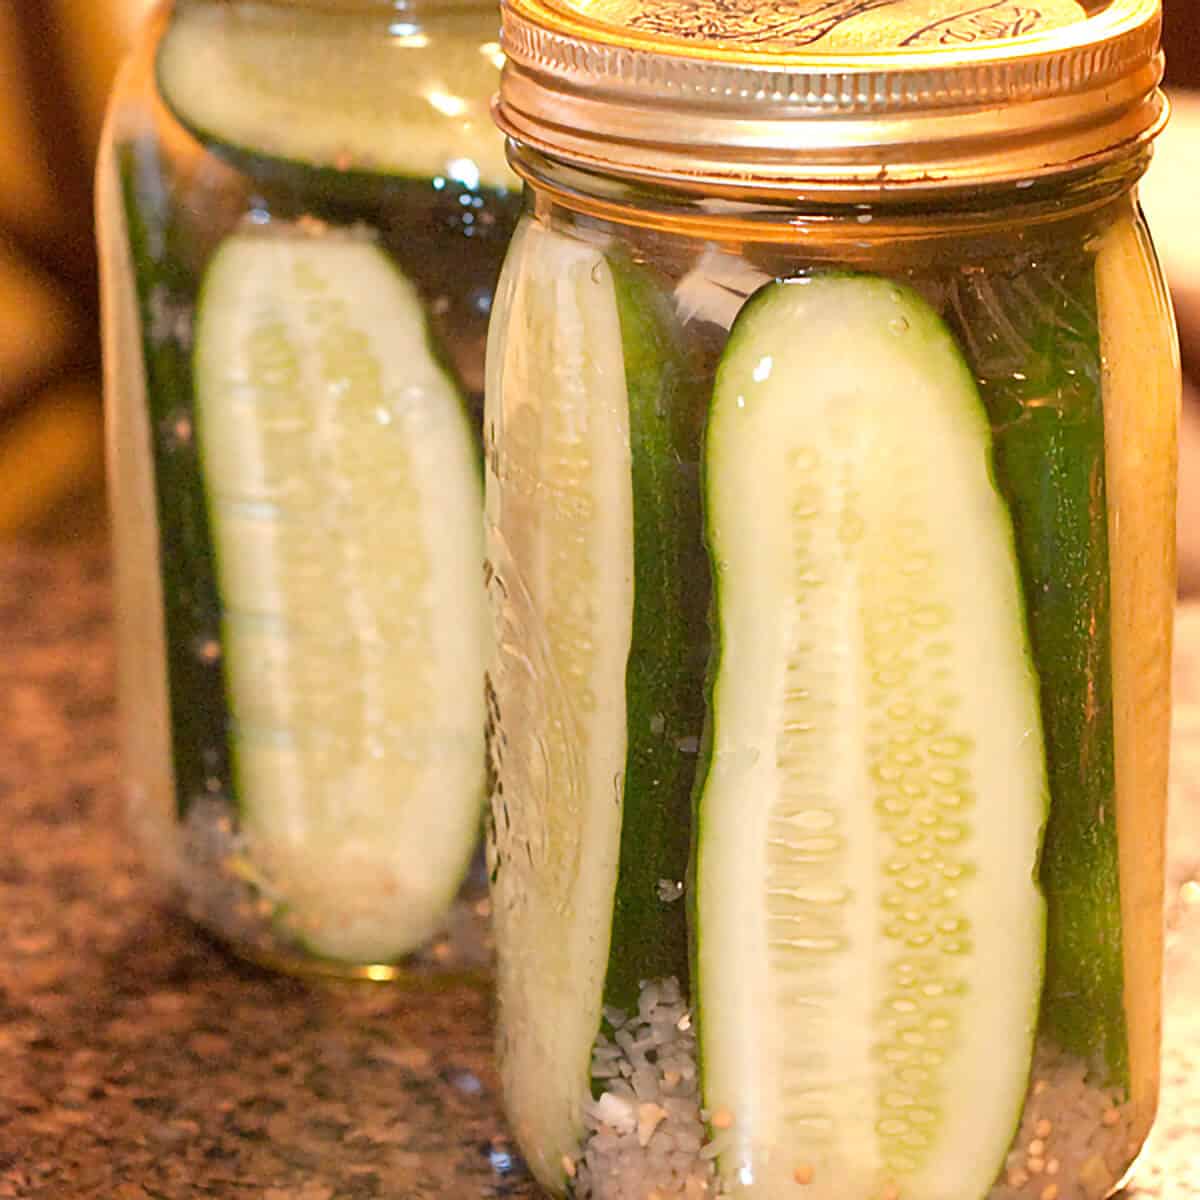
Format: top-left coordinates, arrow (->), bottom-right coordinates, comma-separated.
3,547 -> 1200,1199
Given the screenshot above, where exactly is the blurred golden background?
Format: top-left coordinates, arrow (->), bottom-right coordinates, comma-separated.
0,0 -> 1197,566
0,0 -> 153,543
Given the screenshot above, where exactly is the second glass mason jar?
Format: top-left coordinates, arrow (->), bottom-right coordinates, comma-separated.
98,0 -> 520,977
484,0 -> 1178,1195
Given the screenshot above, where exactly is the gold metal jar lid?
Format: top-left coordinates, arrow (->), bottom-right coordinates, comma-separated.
495,0 -> 1166,196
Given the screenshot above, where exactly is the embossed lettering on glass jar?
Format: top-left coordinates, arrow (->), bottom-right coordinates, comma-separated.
484,0 -> 1178,1194
97,0 -> 519,979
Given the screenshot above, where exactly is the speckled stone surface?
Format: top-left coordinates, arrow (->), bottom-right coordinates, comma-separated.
1,547 -> 1199,1199
0,550 -> 529,1200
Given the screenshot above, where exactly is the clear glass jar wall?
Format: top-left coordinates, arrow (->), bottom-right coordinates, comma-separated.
97,0 -> 520,978
484,156 -> 1178,1198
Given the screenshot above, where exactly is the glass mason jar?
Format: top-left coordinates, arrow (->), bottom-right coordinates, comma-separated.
97,0 -> 519,979
484,0 -> 1178,1195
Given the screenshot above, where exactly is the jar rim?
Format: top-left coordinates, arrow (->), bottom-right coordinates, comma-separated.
495,0 -> 1166,196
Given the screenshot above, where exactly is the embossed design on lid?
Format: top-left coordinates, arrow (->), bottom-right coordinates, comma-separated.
900,1 -> 1077,49
586,0 -> 1088,55
495,0 -> 1165,195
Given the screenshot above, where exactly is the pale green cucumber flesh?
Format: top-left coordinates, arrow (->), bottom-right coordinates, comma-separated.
485,221 -> 633,1189
156,3 -> 517,192
194,228 -> 485,964
697,275 -> 1047,1200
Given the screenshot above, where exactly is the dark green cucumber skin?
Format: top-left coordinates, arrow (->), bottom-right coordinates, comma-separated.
153,50 -> 520,419
152,47 -> 518,219
178,140 -> 522,392
601,257 -> 709,1018
948,256 -> 1127,1085
118,139 -> 233,818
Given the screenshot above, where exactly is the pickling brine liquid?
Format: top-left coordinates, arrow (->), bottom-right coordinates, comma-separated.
98,0 -> 520,977
483,173 -> 1177,1198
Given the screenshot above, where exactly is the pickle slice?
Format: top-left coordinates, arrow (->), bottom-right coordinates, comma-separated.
948,252 -> 1126,1084
696,275 -> 1047,1200
194,226 -> 486,963
156,2 -> 517,191
485,221 -> 633,1188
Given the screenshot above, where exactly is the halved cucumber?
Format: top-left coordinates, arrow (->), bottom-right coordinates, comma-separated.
156,2 -> 517,192
485,221 -> 633,1188
194,226 -> 485,964
948,255 -> 1126,1082
604,256 -> 707,1013
697,275 -> 1047,1200
116,140 -> 232,817
485,223 -> 703,1187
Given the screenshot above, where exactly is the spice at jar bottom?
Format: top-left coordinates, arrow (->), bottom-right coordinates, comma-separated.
483,0 -> 1179,1196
